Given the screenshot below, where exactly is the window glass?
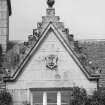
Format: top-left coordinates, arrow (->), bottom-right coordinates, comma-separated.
32,90 -> 71,105
33,91 -> 43,105
47,91 -> 57,105
61,91 -> 71,105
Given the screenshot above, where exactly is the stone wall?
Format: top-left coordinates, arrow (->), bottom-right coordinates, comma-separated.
8,89 -> 28,105
0,0 -> 9,53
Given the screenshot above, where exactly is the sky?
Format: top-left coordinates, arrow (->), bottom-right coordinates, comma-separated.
9,0 -> 105,41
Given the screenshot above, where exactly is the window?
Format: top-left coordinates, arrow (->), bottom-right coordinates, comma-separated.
47,91 -> 57,105
33,91 -> 43,105
61,91 -> 71,105
32,91 -> 71,105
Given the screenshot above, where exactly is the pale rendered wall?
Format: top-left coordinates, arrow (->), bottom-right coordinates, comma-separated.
6,30 -> 97,94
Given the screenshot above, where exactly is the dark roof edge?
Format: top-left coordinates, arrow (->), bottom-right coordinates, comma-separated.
7,0 -> 12,16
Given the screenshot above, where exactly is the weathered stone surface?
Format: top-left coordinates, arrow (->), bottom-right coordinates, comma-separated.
7,29 -> 97,95
0,0 -> 9,53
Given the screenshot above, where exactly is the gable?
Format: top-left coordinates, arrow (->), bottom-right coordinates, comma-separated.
6,28 -> 98,93
4,23 -> 99,82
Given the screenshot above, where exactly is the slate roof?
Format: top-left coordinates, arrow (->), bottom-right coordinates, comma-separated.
77,40 -> 105,87
79,40 -> 105,72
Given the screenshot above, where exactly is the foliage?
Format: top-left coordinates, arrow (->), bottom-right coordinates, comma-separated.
71,87 -> 87,105
7,42 -> 16,51
71,87 -> 105,105
4,49 -> 20,70
0,90 -> 12,105
91,88 -> 105,105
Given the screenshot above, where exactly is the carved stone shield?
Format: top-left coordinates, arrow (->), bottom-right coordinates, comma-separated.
45,55 -> 58,70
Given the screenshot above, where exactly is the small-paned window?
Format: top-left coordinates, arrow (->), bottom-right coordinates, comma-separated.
33,91 -> 43,105
61,91 -> 71,105
32,90 -> 71,105
47,91 -> 57,105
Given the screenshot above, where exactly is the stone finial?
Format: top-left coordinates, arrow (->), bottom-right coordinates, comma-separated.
47,0 -> 55,8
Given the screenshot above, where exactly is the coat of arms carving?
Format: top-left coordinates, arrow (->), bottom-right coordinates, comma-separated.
45,55 -> 58,70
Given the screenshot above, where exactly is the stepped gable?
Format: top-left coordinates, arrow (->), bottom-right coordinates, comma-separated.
5,39 -> 105,81
3,2 -> 100,81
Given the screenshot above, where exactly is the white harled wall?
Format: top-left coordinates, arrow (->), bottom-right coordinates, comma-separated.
6,30 -> 97,94
0,0 -> 9,53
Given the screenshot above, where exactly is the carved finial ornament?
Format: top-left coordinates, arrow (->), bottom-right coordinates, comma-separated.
47,0 -> 55,8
